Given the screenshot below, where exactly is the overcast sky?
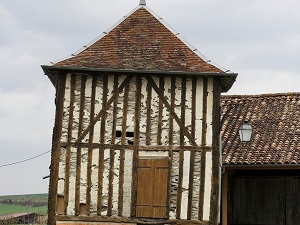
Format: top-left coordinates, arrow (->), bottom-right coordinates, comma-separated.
1,0 -> 300,196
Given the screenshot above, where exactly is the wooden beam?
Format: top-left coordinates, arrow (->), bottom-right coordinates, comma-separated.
221,171 -> 228,225
60,142 -> 211,152
56,215 -> 209,225
86,75 -> 97,215
169,77 -> 175,145
48,73 -> 66,225
146,82 -> 152,145
210,78 -> 221,225
64,74 -> 75,214
107,75 -> 118,216
75,75 -> 87,216
118,81 -> 129,216
157,76 -> 164,145
198,77 -> 208,221
131,76 -> 142,217
187,78 -> 197,219
97,75 -> 108,216
60,142 -> 212,152
176,78 -> 186,219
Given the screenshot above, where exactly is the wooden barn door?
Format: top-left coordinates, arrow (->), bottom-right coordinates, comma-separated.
232,176 -> 285,225
136,158 -> 169,218
231,172 -> 300,225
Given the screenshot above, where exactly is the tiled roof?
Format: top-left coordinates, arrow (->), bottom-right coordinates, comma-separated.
54,6 -> 224,74
221,93 -> 300,165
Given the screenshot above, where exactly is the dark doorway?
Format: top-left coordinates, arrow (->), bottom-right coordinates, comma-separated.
231,170 -> 300,225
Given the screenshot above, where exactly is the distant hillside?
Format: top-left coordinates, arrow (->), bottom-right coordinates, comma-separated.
0,193 -> 48,207
0,194 -> 48,216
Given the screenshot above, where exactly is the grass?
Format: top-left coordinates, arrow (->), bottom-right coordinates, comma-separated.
0,203 -> 48,216
0,194 -> 48,216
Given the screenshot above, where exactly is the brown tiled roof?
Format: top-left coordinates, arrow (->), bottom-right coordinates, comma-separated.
221,93 -> 300,165
54,6 -> 223,74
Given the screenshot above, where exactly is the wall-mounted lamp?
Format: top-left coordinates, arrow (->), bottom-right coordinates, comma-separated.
239,120 -> 252,142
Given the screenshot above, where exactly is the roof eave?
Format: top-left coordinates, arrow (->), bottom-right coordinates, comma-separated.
41,65 -> 237,91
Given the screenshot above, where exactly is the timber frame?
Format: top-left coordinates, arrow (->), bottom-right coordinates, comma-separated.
44,68 -> 225,225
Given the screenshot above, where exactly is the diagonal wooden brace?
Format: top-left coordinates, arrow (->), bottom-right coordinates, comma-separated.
145,76 -> 197,146
74,75 -> 133,144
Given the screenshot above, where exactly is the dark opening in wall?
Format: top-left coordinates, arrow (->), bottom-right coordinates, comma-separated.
116,130 -> 135,138
116,130 -> 122,137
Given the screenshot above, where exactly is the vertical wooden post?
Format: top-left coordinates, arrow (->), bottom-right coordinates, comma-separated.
187,77 -> 197,219
176,77 -> 186,219
198,77 -> 208,221
97,74 -> 108,215
47,72 -> 66,225
107,75 -> 118,216
157,76 -> 164,145
64,74 -> 75,214
221,171 -> 228,225
86,74 -> 97,215
75,75 -> 87,216
118,80 -> 129,216
131,76 -> 141,217
210,77 -> 221,224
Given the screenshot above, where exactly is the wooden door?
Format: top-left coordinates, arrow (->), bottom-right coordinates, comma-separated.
231,174 -> 300,225
136,158 -> 169,218
232,176 -> 285,225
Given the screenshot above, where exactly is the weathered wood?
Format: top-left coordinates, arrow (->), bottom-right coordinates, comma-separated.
145,76 -> 197,146
60,142 -> 212,152
187,78 -> 197,219
169,77 -> 175,145
118,81 -> 129,216
97,147 -> 104,216
64,74 -> 75,214
136,158 -> 169,218
198,77 -> 208,221
74,75 -> 132,144
146,82 -> 152,145
157,76 -> 164,145
100,75 -> 108,144
86,75 -> 97,215
221,171 -> 228,225
176,78 -> 186,219
176,156 -> 184,219
96,75 -> 108,216
131,76 -> 142,217
75,75 -> 87,216
180,78 -> 186,146
201,77 -> 208,147
48,73 -> 66,225
56,215 -> 209,225
210,78 -> 221,224
107,76 -> 119,216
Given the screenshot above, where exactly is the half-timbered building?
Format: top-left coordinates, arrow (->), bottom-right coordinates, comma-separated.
42,1 -> 237,225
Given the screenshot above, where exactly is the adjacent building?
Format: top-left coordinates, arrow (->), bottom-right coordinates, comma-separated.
221,93 -> 300,225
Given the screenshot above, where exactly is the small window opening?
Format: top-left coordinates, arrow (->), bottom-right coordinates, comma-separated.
126,131 -> 134,137
116,130 -> 122,137
115,130 -> 135,137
